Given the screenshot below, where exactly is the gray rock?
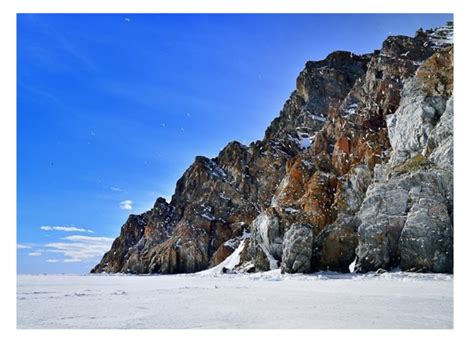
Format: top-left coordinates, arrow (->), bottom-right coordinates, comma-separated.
386,79 -> 447,164
355,168 -> 452,272
400,197 -> 453,272
336,164 -> 372,215
281,224 -> 314,273
313,216 -> 358,272
425,97 -> 453,169
355,179 -> 409,272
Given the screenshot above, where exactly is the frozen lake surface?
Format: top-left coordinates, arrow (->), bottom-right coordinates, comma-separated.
17,271 -> 453,329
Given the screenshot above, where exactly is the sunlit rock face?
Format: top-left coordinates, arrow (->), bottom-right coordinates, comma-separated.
92,23 -> 453,275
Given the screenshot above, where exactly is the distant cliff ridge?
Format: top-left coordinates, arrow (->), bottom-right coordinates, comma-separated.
92,23 -> 453,275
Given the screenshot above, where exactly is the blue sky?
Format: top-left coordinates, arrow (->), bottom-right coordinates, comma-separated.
17,14 -> 453,274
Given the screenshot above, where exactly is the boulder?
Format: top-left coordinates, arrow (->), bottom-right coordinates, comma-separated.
313,217 -> 358,272
281,224 -> 314,273
400,197 -> 453,272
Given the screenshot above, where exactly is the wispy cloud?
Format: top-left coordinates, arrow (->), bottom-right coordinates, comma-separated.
110,186 -> 123,192
17,244 -> 32,249
63,235 -> 114,243
40,226 -> 94,233
28,252 -> 42,257
45,235 -> 115,263
46,259 -> 59,263
120,200 -> 133,210
21,15 -> 97,74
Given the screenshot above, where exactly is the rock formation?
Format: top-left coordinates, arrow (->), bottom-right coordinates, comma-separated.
92,23 -> 453,275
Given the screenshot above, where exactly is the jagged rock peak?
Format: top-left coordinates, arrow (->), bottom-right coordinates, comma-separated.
92,23 -> 453,275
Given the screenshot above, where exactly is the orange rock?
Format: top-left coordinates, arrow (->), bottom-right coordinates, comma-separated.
335,137 -> 351,155
331,136 -> 351,174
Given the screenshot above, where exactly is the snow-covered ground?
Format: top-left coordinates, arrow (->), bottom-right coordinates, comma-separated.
17,271 -> 452,329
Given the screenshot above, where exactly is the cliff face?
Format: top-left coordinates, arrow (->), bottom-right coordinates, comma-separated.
92,23 -> 453,275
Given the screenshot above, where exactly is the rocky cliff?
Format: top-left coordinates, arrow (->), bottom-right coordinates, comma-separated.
92,23 -> 453,275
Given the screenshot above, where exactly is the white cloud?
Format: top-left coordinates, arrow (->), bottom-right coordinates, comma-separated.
45,235 -> 115,262
62,235 -> 114,243
63,259 -> 82,263
110,186 -> 123,192
40,226 -> 94,233
28,252 -> 42,257
120,200 -> 133,210
46,259 -> 59,263
17,244 -> 32,249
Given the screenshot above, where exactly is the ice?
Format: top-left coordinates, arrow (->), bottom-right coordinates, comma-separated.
17,271 -> 452,329
349,257 -> 357,273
